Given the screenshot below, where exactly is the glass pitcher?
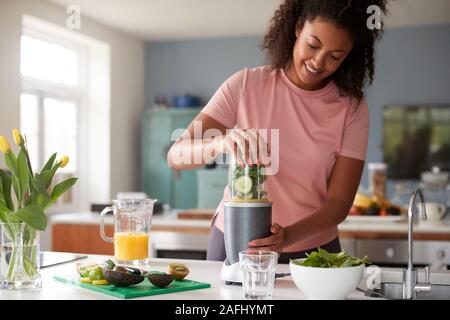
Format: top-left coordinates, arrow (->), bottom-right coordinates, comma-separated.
100,198 -> 156,265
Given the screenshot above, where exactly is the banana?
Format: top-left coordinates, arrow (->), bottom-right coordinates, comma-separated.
372,195 -> 398,209
353,193 -> 374,208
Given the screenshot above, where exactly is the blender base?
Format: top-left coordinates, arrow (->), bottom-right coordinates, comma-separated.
220,261 -> 243,285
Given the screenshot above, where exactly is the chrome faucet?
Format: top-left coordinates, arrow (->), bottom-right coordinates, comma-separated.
403,188 -> 431,299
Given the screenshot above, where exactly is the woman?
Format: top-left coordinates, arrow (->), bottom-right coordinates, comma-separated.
167,0 -> 388,263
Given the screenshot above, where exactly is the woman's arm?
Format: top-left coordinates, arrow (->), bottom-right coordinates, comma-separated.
284,155 -> 364,246
167,112 -> 270,170
248,155 -> 364,252
167,112 -> 227,170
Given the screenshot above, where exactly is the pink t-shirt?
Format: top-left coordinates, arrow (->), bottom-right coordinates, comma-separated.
201,65 -> 369,252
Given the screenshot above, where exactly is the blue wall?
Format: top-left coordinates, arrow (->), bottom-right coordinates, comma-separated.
145,24 -> 450,188
145,36 -> 266,109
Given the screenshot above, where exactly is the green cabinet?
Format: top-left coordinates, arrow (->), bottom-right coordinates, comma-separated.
141,108 -> 202,209
196,168 -> 228,209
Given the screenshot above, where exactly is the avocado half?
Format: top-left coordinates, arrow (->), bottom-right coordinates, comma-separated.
147,273 -> 174,288
103,269 -> 145,287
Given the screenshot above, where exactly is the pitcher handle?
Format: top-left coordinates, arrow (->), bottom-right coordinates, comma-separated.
100,206 -> 114,243
438,204 -> 447,218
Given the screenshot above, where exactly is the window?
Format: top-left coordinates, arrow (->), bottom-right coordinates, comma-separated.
21,15 -> 112,213
20,35 -> 79,86
20,32 -> 83,212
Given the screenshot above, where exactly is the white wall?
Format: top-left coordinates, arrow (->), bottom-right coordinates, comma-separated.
0,0 -> 145,251
0,0 -> 145,199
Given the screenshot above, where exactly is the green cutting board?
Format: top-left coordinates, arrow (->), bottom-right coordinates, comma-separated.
54,275 -> 211,299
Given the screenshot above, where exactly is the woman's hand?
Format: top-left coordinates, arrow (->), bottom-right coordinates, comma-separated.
247,223 -> 286,254
214,128 -> 270,166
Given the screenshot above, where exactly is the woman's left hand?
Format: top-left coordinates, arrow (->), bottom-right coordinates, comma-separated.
247,223 -> 286,254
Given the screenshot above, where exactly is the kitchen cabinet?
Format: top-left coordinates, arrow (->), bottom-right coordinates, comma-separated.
141,108 -> 203,209
51,222 -> 211,258
339,231 -> 450,269
196,168 -> 228,209
52,224 -> 114,255
50,212 -> 212,259
340,238 -> 357,256
355,239 -> 450,268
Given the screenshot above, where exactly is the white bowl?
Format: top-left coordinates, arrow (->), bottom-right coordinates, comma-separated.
289,259 -> 365,300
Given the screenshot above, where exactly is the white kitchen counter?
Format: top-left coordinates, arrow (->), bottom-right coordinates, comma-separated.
339,218 -> 450,234
50,210 -> 450,234
47,211 -> 450,269
1,253 -> 432,300
48,211 -> 450,254
3,253 -> 449,300
50,210 -> 212,228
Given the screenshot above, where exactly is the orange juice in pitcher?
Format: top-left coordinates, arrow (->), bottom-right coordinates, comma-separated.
114,232 -> 149,261
100,199 -> 156,265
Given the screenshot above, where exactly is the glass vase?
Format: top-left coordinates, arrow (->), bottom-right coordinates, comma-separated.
0,222 -> 42,290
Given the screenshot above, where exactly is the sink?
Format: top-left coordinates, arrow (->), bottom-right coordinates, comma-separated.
366,282 -> 450,300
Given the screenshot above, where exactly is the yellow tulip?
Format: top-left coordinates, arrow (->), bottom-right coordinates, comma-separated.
0,136 -> 11,153
59,155 -> 69,168
12,129 -> 23,146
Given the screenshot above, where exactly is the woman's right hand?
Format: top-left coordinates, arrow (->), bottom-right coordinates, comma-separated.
214,128 -> 270,166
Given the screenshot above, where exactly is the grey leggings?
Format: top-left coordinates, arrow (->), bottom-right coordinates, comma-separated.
206,225 -> 341,264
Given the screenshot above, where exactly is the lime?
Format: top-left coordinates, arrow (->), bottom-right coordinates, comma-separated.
89,267 -> 105,281
234,176 -> 252,194
80,268 -> 91,278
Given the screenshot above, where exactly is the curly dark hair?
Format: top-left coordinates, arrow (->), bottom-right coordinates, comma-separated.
262,0 -> 388,100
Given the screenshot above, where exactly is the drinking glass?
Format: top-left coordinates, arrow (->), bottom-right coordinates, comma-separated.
239,250 -> 278,300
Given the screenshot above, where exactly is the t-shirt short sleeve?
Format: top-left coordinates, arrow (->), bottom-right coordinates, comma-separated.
338,98 -> 370,161
201,69 -> 246,128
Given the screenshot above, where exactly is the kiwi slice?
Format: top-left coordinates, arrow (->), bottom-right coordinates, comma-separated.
168,263 -> 190,280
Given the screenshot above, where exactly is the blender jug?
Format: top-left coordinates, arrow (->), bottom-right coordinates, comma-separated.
221,158 -> 272,284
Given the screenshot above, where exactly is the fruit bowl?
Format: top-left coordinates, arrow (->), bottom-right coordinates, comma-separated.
350,193 -> 405,217
289,259 -> 365,300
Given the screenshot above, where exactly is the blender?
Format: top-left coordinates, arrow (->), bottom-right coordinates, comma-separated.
220,159 -> 272,285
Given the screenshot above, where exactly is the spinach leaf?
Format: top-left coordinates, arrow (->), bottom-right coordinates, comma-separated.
291,248 -> 371,268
